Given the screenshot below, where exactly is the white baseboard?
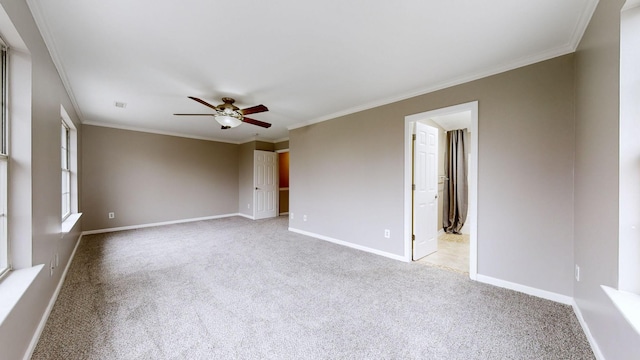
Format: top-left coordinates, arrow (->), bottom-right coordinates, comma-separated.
437,228 -> 445,236
288,227 -> 408,262
82,213 -> 242,235
572,300 -> 605,360
236,213 -> 255,220
476,274 -> 573,305
24,233 -> 83,360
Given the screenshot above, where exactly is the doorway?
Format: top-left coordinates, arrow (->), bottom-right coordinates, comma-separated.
404,101 -> 478,280
254,150 -> 279,220
277,149 -> 290,216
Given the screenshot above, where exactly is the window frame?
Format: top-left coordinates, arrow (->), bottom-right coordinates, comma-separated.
61,121 -> 71,221
0,36 -> 9,279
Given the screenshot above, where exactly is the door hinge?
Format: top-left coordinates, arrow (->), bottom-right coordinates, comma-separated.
412,134 -> 416,140
412,234 -> 415,241
412,184 -> 416,191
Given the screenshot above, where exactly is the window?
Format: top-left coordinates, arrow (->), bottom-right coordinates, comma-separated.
0,36 -> 8,278
61,122 -> 70,221
60,105 -> 79,232
619,0 -> 640,295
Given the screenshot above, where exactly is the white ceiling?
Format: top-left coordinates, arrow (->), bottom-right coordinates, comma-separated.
26,0 -> 597,144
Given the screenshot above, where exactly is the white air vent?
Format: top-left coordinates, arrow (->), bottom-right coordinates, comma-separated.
114,101 -> 127,108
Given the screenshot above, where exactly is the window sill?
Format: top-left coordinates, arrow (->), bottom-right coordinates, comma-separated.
0,265 -> 44,326
61,213 -> 82,234
602,285 -> 640,335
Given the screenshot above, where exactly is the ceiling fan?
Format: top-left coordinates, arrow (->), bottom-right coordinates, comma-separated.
174,97 -> 271,129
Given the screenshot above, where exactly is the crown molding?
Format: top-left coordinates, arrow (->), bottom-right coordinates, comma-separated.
623,0 -> 640,11
82,121 -> 242,144
26,0 -> 85,121
568,0 -> 599,50
287,1 -> 599,132
238,136 -> 289,145
288,44 -> 578,132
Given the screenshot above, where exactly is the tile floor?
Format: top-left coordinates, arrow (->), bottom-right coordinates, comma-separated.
420,232 -> 469,274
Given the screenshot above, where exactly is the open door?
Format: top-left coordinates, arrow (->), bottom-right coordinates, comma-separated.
413,122 -> 438,260
254,150 -> 278,219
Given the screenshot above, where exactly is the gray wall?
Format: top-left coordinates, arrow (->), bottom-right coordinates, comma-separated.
290,54 -> 576,296
0,0 -> 83,358
82,125 -> 239,231
574,0 -> 640,358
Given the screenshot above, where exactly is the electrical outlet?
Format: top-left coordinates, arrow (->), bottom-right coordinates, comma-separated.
303,215 -> 307,222
384,229 -> 390,238
50,260 -> 54,276
575,264 -> 580,282
108,212 -> 115,219
290,213 -> 294,219
247,203 -> 250,209
55,253 -> 59,267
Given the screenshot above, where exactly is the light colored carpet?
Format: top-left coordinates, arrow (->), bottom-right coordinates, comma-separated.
32,216 -> 593,359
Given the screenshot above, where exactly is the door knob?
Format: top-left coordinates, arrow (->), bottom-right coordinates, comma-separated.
255,187 -> 259,190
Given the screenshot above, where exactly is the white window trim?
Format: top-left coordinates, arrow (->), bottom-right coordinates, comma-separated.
605,0 -> 640,338
60,105 -> 80,232
0,35 -> 9,279
61,121 -> 70,221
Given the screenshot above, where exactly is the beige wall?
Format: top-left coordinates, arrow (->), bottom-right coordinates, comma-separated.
573,0 -> 640,358
0,0 -> 83,358
82,125 -> 239,230
238,141 -> 255,217
291,53 -> 576,295
255,140 -> 275,151
275,140 -> 289,151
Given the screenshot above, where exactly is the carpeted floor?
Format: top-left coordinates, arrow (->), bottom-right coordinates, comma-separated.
32,216 -> 594,359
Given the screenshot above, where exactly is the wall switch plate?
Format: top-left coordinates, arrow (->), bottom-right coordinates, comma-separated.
575,264 -> 580,282
303,215 -> 307,222
247,203 -> 250,209
384,229 -> 391,238
108,212 -> 115,219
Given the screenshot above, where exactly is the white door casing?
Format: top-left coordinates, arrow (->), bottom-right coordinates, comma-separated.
254,150 -> 278,220
404,101 -> 478,280
413,122 -> 438,260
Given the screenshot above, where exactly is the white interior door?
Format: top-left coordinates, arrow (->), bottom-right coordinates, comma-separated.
254,150 -> 278,220
413,122 -> 438,260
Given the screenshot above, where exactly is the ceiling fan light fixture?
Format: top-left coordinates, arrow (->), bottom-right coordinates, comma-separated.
214,114 -> 242,128
180,97 -> 270,129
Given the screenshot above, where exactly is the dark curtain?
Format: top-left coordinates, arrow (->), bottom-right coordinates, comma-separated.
443,129 -> 468,234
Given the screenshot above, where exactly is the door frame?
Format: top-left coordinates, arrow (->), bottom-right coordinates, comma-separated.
403,101 -> 478,280
276,148 -> 289,216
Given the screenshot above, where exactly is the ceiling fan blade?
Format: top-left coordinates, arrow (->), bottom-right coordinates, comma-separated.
240,104 -> 268,115
243,117 -> 272,128
188,96 -> 219,111
173,113 -> 215,116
